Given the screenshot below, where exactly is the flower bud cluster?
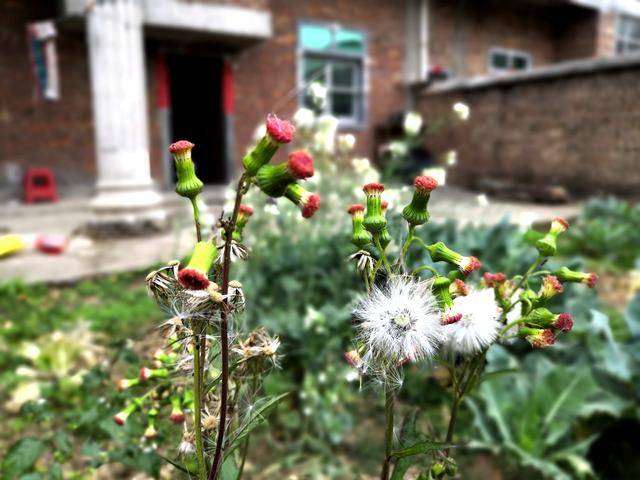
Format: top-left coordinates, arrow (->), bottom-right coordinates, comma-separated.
244,115 -> 321,218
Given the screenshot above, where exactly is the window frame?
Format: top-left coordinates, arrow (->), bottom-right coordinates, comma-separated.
616,15 -> 640,55
296,21 -> 368,128
487,47 -> 533,74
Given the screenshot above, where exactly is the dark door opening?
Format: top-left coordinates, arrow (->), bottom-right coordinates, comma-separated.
168,55 -> 226,184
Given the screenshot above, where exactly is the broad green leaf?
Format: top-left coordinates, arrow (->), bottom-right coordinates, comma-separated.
2,438 -> 45,478
391,440 -> 459,459
220,457 -> 239,480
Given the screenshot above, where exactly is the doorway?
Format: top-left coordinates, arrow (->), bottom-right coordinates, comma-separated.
167,54 -> 227,184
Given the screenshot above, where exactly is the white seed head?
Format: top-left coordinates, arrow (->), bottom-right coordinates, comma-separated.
353,276 -> 444,380
444,288 -> 501,355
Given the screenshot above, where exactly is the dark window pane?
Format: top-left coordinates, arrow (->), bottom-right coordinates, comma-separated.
332,93 -> 354,117
491,51 -> 509,69
300,24 -> 332,50
627,41 -> 640,52
304,57 -> 326,83
335,29 -> 364,54
332,61 -> 356,87
512,55 -> 529,70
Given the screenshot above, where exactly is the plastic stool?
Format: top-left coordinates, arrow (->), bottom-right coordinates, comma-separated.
23,167 -> 58,203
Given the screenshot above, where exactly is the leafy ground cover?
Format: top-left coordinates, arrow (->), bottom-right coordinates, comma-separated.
1,198 -> 640,479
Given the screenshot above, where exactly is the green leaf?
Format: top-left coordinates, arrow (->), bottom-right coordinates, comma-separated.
390,410 -> 422,480
391,440 -> 459,459
390,411 -> 419,480
220,457 -> 239,480
2,438 -> 46,478
158,455 -> 197,475
227,393 -> 289,451
478,368 -> 519,385
523,229 -> 545,245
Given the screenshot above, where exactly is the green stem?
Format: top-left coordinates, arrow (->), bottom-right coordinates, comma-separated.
499,317 -> 529,337
193,327 -> 206,480
190,197 -> 202,242
400,226 -> 416,260
380,385 -> 395,480
209,173 -> 248,480
411,264 -> 440,276
374,236 -> 392,274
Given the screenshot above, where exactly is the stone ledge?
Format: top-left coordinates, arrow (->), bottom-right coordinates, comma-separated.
423,54 -> 640,94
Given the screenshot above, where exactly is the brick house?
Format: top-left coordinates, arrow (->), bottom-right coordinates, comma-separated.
411,0 -> 640,198
0,1 -> 638,227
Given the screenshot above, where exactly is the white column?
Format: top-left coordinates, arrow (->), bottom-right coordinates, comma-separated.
87,0 -> 164,225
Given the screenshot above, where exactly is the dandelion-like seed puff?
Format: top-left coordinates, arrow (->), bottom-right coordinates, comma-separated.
444,288 -> 502,355
353,276 -> 444,385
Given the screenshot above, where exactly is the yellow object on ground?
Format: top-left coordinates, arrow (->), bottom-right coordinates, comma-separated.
0,234 -> 25,257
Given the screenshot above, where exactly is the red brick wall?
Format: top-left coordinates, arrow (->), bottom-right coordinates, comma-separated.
232,0 -> 407,162
427,0 -> 615,78
417,64 -> 640,197
0,0 -> 95,190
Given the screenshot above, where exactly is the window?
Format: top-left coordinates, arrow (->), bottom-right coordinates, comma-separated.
488,48 -> 532,74
298,22 -> 366,125
616,16 -> 640,54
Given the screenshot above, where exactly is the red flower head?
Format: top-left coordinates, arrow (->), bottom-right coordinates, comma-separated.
538,275 -> 564,302
381,200 -> 389,211
169,410 -> 186,424
413,175 -> 438,193
554,313 -> 573,333
449,279 -> 469,297
440,311 -> 463,326
139,367 -> 151,381
347,204 -> 365,215
266,113 -> 295,144
522,327 -> 556,348
363,182 -> 385,195
285,183 -> 320,218
483,272 -> 507,287
113,412 -> 128,425
287,150 -> 314,179
586,272 -> 599,288
168,140 -> 195,154
239,204 -> 254,217
178,268 -> 210,290
302,194 -> 321,218
460,256 -> 482,276
552,217 -> 570,233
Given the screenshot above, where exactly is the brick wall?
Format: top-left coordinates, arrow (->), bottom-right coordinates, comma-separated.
232,0 -> 407,162
417,59 -> 640,197
0,0 -> 95,190
427,0 -> 616,78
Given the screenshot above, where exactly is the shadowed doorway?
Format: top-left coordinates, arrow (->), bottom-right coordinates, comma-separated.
168,54 -> 227,184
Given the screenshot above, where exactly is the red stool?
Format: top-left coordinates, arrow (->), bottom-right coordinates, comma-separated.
23,167 -> 58,203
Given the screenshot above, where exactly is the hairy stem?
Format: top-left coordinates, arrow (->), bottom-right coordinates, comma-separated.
380,385 -> 395,480
193,327 -> 206,479
209,174 -> 248,480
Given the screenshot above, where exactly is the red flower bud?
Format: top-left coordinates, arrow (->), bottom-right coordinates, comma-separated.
287,150 -> 314,179
413,175 -> 438,193
266,113 -> 295,144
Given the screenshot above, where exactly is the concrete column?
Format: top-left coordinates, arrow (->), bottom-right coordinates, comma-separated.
86,0 -> 165,232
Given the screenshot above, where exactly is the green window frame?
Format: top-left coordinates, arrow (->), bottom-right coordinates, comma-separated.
298,22 -> 367,127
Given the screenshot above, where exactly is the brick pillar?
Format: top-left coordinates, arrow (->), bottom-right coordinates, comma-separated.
86,0 -> 165,235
